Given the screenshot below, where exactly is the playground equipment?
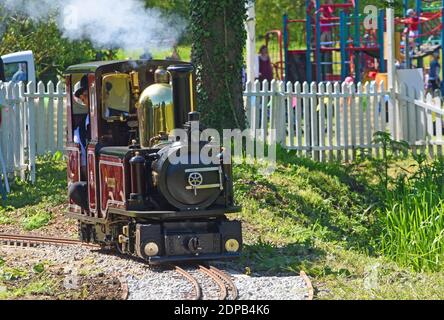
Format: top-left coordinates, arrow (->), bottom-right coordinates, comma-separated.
266,0 -> 385,83
265,0 -> 444,85
399,0 -> 444,71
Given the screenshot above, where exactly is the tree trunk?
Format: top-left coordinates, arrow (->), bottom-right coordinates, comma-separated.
190,0 -> 247,132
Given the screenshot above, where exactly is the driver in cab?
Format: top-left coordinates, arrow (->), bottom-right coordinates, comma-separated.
73,75 -> 90,179
104,81 -> 129,118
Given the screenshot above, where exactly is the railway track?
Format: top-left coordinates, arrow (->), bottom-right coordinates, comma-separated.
1,233 -> 240,300
173,264 -> 238,301
0,233 -> 128,300
0,233 -> 100,248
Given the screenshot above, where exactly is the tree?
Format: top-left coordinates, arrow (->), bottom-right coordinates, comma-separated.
190,0 -> 247,131
145,0 -> 189,18
0,9 -> 114,82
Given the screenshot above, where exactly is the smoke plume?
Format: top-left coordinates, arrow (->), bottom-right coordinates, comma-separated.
0,0 -> 185,51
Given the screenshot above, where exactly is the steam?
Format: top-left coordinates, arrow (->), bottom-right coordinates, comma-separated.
0,0 -> 185,51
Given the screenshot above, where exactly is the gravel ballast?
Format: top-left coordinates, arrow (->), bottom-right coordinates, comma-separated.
0,245 -> 308,300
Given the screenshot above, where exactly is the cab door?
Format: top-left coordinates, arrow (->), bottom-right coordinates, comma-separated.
66,74 -> 81,213
86,74 -> 101,218
66,73 -> 90,214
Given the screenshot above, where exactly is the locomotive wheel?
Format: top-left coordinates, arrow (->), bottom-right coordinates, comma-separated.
115,241 -> 125,255
114,224 -> 130,255
78,222 -> 93,243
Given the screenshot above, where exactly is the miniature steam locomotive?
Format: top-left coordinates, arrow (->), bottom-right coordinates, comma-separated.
65,60 -> 242,264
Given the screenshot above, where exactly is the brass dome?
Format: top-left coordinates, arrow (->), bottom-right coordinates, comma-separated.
137,67 -> 174,148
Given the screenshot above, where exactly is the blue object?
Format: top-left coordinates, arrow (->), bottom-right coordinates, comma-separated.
354,0 -> 361,82
283,13 -> 289,83
416,0 -> 423,68
378,10 -> 386,73
0,174 -> 6,201
442,0 -> 444,85
429,59 -> 440,80
305,5 -> 312,83
340,11 -> 348,81
315,0 -> 321,81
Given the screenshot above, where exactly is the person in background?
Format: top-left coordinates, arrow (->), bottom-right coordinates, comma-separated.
306,0 -> 316,19
257,45 -> 273,86
428,50 -> 441,94
424,67 -> 430,91
306,0 -> 318,47
320,0 -> 335,44
242,64 -> 247,90
403,9 -> 426,54
11,63 -> 27,83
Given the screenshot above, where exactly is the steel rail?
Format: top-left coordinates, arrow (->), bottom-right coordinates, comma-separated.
174,265 -> 202,301
0,233 -> 99,248
208,266 -> 239,300
198,265 -> 228,300
300,270 -> 314,300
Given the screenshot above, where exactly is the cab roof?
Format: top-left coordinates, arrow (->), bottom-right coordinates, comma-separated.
64,59 -> 192,75
64,60 -> 126,74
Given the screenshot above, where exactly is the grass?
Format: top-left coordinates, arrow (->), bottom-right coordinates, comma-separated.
231,145 -> 444,299
116,44 -> 192,62
0,260 -> 57,299
379,157 -> 444,272
0,153 -> 67,230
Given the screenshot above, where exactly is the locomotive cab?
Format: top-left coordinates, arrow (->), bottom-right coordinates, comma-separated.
64,60 -> 242,263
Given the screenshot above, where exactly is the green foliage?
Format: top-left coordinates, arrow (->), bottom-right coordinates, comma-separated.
0,207 -> 14,225
0,262 -> 56,299
190,0 -> 247,131
0,154 -> 66,231
0,14 -> 99,82
33,263 -> 45,274
233,147 -> 444,299
145,0 -> 189,19
52,151 -> 64,162
0,266 -> 28,281
379,157 -> 444,272
1,154 -> 67,209
234,145 -> 378,252
22,208 -> 52,231
370,131 -> 410,191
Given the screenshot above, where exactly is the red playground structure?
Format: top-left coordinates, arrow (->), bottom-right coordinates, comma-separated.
265,0 -> 444,86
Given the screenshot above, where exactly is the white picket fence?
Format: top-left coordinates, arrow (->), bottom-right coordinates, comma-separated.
244,79 -> 444,162
0,78 -> 442,189
0,81 -> 66,184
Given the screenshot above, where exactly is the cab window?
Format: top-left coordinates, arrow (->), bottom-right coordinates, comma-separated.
4,62 -> 28,84
71,74 -> 89,116
102,74 -> 131,121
